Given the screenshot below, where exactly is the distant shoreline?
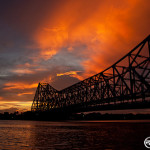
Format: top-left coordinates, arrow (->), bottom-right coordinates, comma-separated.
0,111 -> 150,121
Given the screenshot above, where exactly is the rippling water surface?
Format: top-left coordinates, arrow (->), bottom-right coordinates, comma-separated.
0,120 -> 149,150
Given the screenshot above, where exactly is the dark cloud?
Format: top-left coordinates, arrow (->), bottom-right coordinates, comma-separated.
51,75 -> 80,90
0,0 -> 65,36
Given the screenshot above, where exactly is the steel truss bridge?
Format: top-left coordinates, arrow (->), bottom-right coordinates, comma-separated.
31,35 -> 150,113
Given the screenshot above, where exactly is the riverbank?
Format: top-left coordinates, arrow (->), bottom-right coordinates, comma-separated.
0,111 -> 150,121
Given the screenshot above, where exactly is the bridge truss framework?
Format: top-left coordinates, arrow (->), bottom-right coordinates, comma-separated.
31,35 -> 150,112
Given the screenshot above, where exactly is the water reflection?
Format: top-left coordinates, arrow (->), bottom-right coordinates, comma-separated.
0,120 -> 149,150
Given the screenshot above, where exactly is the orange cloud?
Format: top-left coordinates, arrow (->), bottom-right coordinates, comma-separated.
4,82 -> 38,90
17,92 -> 34,96
11,69 -> 34,75
34,25 -> 68,60
17,63 -> 33,68
57,71 -> 80,77
31,0 -> 150,80
41,49 -> 57,60
11,63 -> 48,76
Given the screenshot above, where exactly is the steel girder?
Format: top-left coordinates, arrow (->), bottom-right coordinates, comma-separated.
31,35 -> 150,112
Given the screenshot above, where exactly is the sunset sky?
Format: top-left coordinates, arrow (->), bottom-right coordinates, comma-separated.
0,0 -> 150,113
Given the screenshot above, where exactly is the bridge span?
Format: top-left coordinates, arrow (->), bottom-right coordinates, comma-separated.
31,35 -> 150,114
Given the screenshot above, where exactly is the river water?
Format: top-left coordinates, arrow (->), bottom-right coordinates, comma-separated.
0,120 -> 149,150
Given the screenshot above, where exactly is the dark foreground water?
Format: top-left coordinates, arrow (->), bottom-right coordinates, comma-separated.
0,120 -> 149,150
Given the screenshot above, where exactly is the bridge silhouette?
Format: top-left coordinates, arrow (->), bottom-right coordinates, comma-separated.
31,35 -> 150,114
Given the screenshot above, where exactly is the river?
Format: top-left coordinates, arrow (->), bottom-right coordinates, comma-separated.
0,120 -> 149,150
